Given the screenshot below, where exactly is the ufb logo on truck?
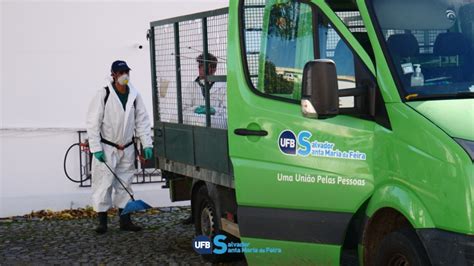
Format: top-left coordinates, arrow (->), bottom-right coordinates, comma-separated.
278,130 -> 297,155
278,130 -> 367,160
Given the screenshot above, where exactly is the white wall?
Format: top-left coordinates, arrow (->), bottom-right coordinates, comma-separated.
1,1 -> 4,216
1,0 -> 227,217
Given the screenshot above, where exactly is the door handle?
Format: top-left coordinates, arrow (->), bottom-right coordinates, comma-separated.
234,128 -> 268,136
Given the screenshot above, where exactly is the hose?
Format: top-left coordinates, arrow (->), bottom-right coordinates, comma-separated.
63,142 -> 91,183
64,139 -> 145,184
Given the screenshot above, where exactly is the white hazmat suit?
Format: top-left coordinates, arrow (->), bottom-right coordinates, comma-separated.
86,81 -> 152,212
182,78 -> 227,129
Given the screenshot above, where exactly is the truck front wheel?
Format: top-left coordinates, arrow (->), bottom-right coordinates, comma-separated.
375,228 -> 430,266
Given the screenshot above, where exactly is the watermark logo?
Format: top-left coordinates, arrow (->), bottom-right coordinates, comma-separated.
193,234 -> 282,255
193,235 -> 212,254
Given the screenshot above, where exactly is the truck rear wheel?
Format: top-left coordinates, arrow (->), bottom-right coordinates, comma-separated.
193,185 -> 245,263
194,185 -> 221,262
375,228 -> 430,266
194,185 -> 219,237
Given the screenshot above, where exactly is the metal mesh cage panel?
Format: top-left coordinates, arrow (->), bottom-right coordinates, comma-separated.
336,11 -> 365,33
152,10 -> 228,129
242,0 -> 265,89
179,19 -> 205,126
179,15 -> 228,129
155,24 -> 178,123
383,29 -> 447,54
324,11 -> 367,58
208,14 -> 228,77
206,13 -> 228,129
412,30 -> 447,54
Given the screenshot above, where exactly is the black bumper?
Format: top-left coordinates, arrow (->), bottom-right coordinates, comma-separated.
417,229 -> 474,266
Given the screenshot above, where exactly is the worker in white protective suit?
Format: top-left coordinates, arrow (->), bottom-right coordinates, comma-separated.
182,53 -> 227,129
86,60 -> 153,234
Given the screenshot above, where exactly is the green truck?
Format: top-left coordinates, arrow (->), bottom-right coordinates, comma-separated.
148,0 -> 474,265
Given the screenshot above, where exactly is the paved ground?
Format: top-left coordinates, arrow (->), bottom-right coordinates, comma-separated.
0,207 -> 246,265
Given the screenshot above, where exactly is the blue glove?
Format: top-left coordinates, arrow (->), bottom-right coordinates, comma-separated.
144,147 -> 153,160
93,151 -> 106,162
194,105 -> 216,115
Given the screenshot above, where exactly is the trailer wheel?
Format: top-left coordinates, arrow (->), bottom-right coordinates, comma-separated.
375,228 -> 430,266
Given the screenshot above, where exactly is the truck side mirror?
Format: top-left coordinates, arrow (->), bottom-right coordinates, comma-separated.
301,60 -> 339,119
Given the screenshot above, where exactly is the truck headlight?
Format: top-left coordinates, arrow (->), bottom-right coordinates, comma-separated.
454,138 -> 474,161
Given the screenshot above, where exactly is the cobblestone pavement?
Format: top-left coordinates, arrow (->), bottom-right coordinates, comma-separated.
0,207 -> 246,265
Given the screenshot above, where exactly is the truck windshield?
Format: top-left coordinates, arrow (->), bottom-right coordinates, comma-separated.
371,0 -> 474,100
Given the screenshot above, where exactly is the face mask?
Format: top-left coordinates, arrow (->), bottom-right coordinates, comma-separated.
117,74 -> 129,85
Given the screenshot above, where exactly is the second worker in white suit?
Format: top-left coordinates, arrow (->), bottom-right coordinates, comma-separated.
182,53 -> 227,129
86,60 -> 153,234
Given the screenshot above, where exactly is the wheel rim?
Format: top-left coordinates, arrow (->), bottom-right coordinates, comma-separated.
388,253 -> 410,266
200,203 -> 215,237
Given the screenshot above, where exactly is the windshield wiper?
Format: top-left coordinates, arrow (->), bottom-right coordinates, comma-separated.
405,91 -> 474,101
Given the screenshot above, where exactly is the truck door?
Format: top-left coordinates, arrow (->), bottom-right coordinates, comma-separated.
228,0 -> 378,263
